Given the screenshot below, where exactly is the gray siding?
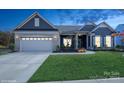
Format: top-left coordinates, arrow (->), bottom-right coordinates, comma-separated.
16,15 -> 57,31
92,27 -> 114,48
93,27 -> 113,36
14,31 -> 60,52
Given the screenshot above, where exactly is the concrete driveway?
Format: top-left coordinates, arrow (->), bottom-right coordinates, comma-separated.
0,52 -> 49,83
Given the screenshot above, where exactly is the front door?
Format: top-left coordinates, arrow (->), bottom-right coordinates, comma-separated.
78,35 -> 87,49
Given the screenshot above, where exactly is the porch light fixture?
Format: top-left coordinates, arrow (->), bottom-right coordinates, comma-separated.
15,35 -> 19,39
78,34 -> 81,36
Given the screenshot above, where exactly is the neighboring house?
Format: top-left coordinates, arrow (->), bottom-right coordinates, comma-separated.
14,12 -> 116,52
115,24 -> 124,46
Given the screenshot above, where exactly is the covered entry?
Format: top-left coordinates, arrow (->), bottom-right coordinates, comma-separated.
78,35 -> 87,48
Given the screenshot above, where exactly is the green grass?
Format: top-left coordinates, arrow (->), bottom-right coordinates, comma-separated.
28,51 -> 124,82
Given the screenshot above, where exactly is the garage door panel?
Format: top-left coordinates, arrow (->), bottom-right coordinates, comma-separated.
20,38 -> 53,52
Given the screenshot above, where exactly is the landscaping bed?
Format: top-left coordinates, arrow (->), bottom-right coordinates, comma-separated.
28,51 -> 124,82
0,48 -> 12,55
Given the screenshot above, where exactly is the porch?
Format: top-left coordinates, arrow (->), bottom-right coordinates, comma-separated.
60,32 -> 90,51
59,33 -> 115,51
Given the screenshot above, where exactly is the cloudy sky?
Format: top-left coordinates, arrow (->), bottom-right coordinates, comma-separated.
0,9 -> 124,31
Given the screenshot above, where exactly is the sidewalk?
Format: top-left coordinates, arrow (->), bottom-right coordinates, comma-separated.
47,78 -> 124,83
51,51 -> 95,55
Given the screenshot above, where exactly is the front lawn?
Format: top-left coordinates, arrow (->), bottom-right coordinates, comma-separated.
28,51 -> 124,82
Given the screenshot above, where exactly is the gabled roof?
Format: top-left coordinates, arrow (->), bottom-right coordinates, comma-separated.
14,12 -> 115,34
55,25 -> 81,34
115,24 -> 124,32
15,12 -> 58,31
91,22 -> 115,33
79,22 -> 96,31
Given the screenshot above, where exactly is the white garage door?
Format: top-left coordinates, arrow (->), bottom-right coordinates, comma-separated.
20,37 -> 53,52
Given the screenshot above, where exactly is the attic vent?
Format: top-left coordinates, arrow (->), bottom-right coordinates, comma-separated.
34,18 -> 40,27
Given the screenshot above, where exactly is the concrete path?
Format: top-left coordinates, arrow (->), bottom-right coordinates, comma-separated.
0,52 -> 49,83
49,78 -> 124,83
51,51 -> 95,55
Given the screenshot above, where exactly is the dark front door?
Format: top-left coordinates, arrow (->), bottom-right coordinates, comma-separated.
78,35 -> 87,48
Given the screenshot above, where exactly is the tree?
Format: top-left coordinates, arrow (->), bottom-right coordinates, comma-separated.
0,31 -> 14,48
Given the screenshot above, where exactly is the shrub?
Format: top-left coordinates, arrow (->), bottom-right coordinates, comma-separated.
61,45 -> 65,49
9,43 -> 15,51
116,45 -> 121,48
77,48 -> 86,52
56,45 -> 60,51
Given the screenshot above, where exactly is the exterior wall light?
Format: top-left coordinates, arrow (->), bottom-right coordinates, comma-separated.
78,34 -> 81,36
15,35 -> 19,39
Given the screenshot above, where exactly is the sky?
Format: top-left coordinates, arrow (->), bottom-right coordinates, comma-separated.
0,9 -> 124,31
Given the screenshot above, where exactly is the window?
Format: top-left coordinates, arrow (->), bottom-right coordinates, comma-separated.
37,38 -> 40,40
95,36 -> 101,47
45,38 -> 48,40
34,38 -> 37,40
63,38 -> 72,47
34,18 -> 40,27
49,38 -> 52,40
21,37 -> 53,41
41,38 -> 44,40
30,38 -> 33,40
22,38 -> 26,40
26,38 -> 29,40
106,36 -> 111,47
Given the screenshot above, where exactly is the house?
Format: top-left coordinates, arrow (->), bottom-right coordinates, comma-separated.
14,12 -> 116,52
115,24 -> 124,46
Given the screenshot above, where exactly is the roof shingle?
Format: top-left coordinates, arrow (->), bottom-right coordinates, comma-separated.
55,25 -> 81,34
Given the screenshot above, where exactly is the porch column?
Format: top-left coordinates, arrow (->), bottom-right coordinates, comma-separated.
75,34 -> 78,49
86,35 -> 88,49
112,36 -> 115,48
90,35 -> 92,48
104,37 -> 106,48
111,37 -> 113,48
114,37 -> 116,48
